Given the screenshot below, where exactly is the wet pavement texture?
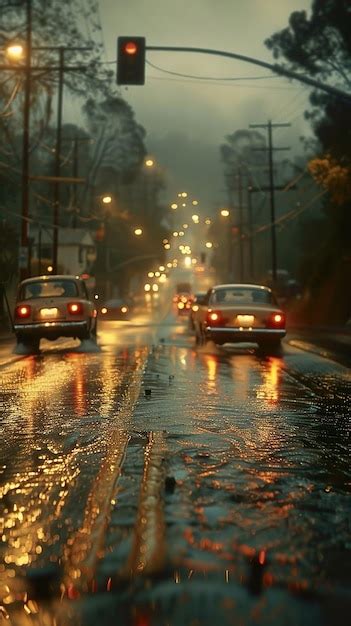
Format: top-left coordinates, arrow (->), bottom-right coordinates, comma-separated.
0,308 -> 350,626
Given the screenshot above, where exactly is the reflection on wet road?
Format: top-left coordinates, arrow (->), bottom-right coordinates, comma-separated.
0,311 -> 350,625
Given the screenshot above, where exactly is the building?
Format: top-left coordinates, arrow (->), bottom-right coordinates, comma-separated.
29,227 -> 96,277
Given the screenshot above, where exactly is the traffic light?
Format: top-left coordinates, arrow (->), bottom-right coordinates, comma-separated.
117,37 -> 146,85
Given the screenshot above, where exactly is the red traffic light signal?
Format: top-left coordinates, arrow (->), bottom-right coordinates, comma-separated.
117,36 -> 146,85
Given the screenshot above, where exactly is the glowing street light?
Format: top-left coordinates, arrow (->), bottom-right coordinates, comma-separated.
145,158 -> 154,167
192,200 -> 198,206
144,283 -> 151,292
221,208 -> 230,217
205,218 -> 211,225
171,203 -> 178,209
6,44 -> 24,60
192,214 -> 199,223
181,192 -> 187,198
164,243 -> 171,250
102,195 -> 112,205
148,271 -> 154,278
205,241 -> 213,248
134,227 -> 143,236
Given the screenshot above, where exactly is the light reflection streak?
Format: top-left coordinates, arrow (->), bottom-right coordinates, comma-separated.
204,354 -> 218,392
256,357 -> 281,405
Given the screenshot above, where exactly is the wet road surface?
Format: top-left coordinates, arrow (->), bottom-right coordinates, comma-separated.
0,304 -> 350,625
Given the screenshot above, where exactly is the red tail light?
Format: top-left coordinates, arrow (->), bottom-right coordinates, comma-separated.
15,304 -> 31,319
67,302 -> 83,315
267,312 -> 286,328
205,309 -> 228,326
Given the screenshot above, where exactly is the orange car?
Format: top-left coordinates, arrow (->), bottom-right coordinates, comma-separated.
13,275 -> 98,351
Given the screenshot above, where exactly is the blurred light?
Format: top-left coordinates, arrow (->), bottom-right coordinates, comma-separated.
191,258 -> 197,264
144,283 -> 151,292
101,307 -> 107,314
182,223 -> 188,229
6,44 -> 24,60
221,209 -> 230,217
121,306 -> 128,313
164,243 -> 171,250
134,227 -> 143,236
94,294 -> 99,300
181,192 -> 187,197
171,203 -> 178,209
102,195 -> 112,204
179,231 -> 184,236
159,274 -> 167,283
155,271 -> 160,277
145,158 -> 154,167
163,238 -> 169,244
184,256 -> 192,267
205,241 -> 213,248
178,301 -> 185,309
192,200 -> 198,206
166,262 -> 172,268
205,218 -> 211,225
173,231 -> 178,237
191,214 -> 199,223
192,304 -> 199,312
182,203 -> 186,207
148,271 -> 154,278
152,283 -> 159,292
159,265 -> 165,271
47,265 -> 53,273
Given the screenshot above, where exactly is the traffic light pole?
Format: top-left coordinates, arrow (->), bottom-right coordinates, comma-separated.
145,45 -> 351,102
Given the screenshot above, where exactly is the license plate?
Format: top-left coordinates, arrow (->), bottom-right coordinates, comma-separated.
40,307 -> 59,318
236,314 -> 255,327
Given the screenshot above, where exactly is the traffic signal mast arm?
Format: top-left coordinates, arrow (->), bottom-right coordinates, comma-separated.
144,45 -> 351,102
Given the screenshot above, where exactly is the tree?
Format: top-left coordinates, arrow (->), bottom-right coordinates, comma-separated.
265,0 -> 351,323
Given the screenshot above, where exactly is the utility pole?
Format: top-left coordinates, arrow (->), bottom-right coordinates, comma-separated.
71,137 -> 91,227
20,0 -> 32,281
33,46 -> 92,273
249,120 -> 290,284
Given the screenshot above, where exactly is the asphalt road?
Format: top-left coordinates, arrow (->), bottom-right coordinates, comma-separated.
0,301 -> 350,626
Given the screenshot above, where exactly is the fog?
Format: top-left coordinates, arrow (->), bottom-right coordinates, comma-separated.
97,0 -> 313,204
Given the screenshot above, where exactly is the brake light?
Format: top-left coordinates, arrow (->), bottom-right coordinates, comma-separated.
15,304 -> 31,319
67,302 -> 83,315
267,312 -> 285,328
205,309 -> 228,326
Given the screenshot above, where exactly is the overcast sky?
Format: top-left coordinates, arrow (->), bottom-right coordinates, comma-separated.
99,0 -> 313,209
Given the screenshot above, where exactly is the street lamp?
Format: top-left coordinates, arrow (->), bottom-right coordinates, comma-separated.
205,241 -> 213,249
171,203 -> 178,209
220,209 -> 230,218
134,227 -> 143,236
102,195 -> 112,205
6,44 -> 24,60
145,158 -> 154,167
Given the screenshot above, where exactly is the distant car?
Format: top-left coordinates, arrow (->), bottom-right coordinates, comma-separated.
99,297 -> 133,320
174,292 -> 193,315
192,283 -> 286,351
13,275 -> 98,351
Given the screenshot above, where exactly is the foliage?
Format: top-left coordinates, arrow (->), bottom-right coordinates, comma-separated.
308,155 -> 351,205
265,0 -> 351,323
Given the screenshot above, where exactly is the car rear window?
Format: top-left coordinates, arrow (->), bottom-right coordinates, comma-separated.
210,288 -> 275,305
21,280 -> 79,299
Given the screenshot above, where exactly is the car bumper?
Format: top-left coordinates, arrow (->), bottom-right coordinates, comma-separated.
14,320 -> 88,338
205,326 -> 286,343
